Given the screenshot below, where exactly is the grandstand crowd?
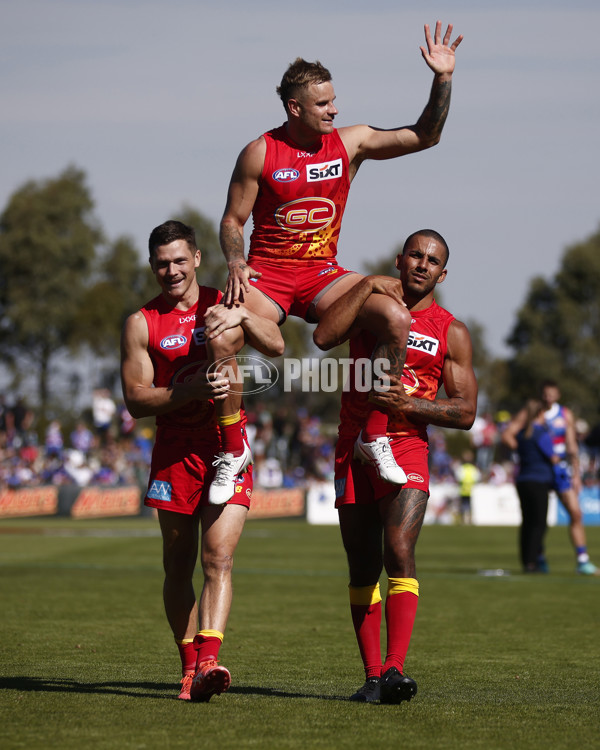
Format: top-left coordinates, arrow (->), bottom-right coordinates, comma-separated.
1,390 -> 599,499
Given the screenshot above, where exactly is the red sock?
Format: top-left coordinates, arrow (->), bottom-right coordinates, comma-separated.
351,602 -> 383,679
363,408 -> 389,442
218,414 -> 244,456
175,640 -> 197,676
193,631 -> 223,666
383,587 -> 419,674
349,584 -> 383,679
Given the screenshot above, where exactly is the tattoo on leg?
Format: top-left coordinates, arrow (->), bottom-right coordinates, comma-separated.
373,341 -> 407,379
393,489 -> 427,541
383,489 -> 428,577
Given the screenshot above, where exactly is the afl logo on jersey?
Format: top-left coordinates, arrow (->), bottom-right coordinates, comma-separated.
275,197 -> 336,234
160,334 -> 187,350
273,168 -> 300,182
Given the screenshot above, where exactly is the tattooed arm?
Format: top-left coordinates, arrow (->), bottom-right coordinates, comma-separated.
220,136 -> 266,305
372,319 -> 477,430
338,21 -> 462,173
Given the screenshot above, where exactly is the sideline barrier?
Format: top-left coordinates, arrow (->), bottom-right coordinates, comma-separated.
0,485 -> 305,520
305,481 -> 473,526
247,488 -> 305,519
0,487 -> 59,518
1,483 -> 598,525
303,481 -> 595,527
70,487 -> 141,519
0,485 -> 142,519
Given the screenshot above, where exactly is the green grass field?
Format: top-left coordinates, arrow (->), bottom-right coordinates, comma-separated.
1,516 -> 598,750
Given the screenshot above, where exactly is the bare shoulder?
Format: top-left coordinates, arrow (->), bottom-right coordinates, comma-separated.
447,318 -> 473,356
122,309 -> 149,347
237,135 -> 267,172
337,124 -> 371,158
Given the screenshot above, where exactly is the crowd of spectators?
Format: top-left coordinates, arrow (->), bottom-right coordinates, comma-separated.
2,390 -> 599,497
0,392 -> 152,492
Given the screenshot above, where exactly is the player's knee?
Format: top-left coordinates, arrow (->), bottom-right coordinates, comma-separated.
313,326 -> 332,351
568,504 -> 583,525
201,550 -> 235,579
384,542 -> 416,575
163,549 -> 196,582
379,297 -> 411,341
207,327 -> 244,359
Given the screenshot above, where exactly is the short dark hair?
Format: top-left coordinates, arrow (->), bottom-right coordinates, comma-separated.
276,58 -> 332,113
540,379 -> 559,391
403,229 -> 450,267
148,220 -> 197,259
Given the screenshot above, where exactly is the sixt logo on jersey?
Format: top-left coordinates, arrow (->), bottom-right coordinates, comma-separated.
275,197 -> 336,234
407,333 -> 439,356
273,168 -> 300,182
307,158 -> 343,182
160,334 -> 187,350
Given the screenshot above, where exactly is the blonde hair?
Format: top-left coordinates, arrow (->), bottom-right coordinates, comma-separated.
276,58 -> 332,113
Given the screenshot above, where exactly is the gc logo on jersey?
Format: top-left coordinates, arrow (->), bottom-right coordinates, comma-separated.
407,333 -> 440,356
275,197 -> 336,234
307,158 -> 343,182
273,168 -> 300,182
172,361 -> 207,385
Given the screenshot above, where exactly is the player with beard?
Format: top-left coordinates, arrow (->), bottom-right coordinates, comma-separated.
313,229 -> 477,703
208,22 -> 463,501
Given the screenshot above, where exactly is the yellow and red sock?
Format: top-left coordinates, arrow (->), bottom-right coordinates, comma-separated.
175,638 -> 197,676
349,583 -> 383,679
218,411 -> 244,456
193,629 -> 224,666
383,577 -> 419,674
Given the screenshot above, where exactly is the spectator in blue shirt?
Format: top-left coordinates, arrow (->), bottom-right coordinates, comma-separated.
503,399 -> 557,573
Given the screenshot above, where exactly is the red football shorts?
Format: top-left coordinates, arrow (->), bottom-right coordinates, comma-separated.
334,433 -> 430,507
247,258 -> 356,322
144,426 -> 253,515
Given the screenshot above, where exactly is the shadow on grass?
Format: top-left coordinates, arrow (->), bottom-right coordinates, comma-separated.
229,685 -> 348,701
0,676 -> 349,701
0,675 -> 175,699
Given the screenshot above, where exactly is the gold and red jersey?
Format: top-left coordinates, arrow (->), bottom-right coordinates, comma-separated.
339,301 -> 455,441
249,125 -> 350,262
141,286 -> 246,437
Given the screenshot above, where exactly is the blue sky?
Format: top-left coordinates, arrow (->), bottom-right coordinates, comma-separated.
2,0 -> 599,357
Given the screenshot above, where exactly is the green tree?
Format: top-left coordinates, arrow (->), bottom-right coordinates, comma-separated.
506,226 -> 600,416
0,166 -> 103,422
75,235 -> 155,355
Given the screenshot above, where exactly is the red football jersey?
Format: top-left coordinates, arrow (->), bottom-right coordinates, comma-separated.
141,286 -> 245,436
249,125 -> 351,262
339,301 -> 455,440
